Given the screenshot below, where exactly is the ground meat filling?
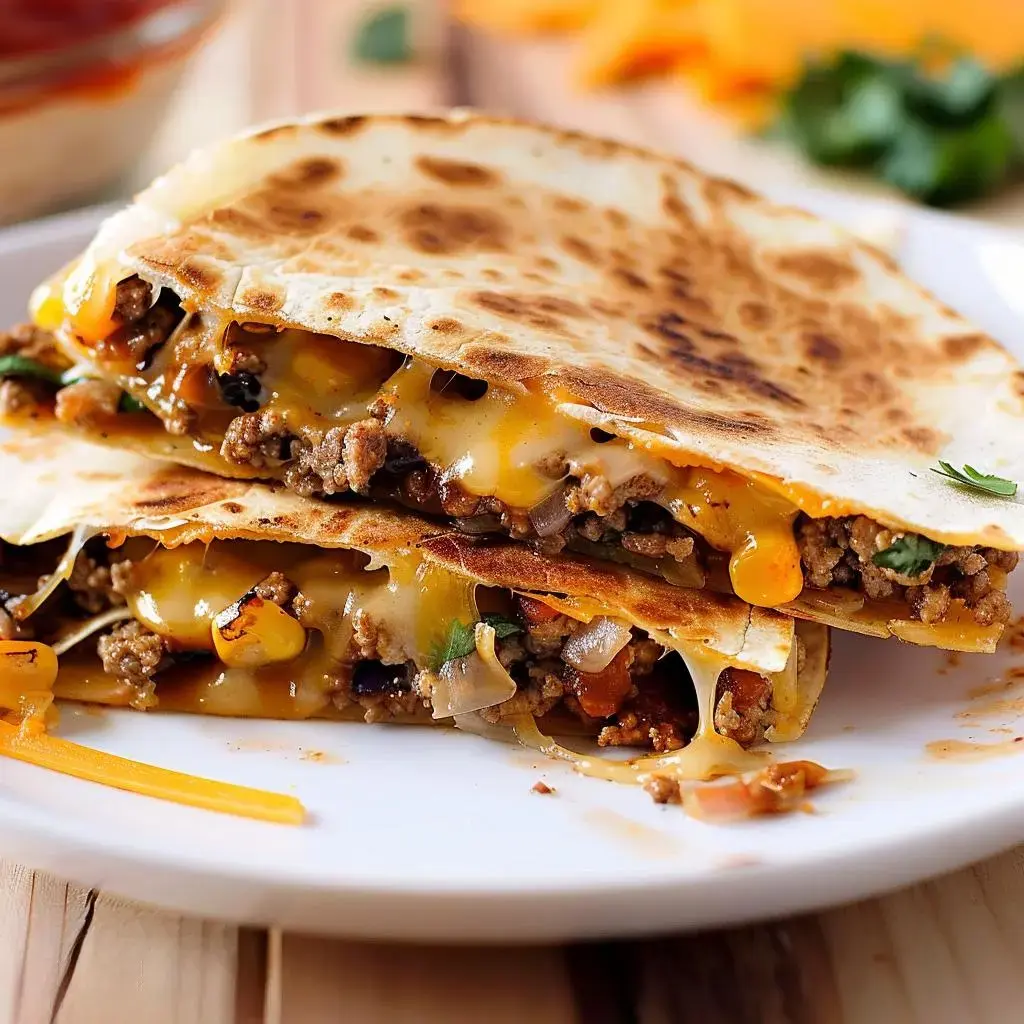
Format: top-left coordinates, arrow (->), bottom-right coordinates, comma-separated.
96,621 -> 166,708
0,323 -> 71,417
106,276 -> 181,366
797,515 -> 1017,626
76,564 -> 751,746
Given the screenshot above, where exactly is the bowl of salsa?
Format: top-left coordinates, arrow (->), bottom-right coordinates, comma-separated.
0,0 -> 225,225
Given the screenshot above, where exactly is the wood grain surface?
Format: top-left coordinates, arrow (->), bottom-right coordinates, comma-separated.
3,4 -> 1024,1022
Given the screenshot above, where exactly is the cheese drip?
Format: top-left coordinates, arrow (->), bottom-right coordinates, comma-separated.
39,277 -> 805,607
59,540 -> 478,718
512,644 -> 765,785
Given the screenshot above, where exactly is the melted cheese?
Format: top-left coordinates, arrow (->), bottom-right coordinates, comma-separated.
381,361 -> 803,605
38,284 -> 808,607
512,643 -> 764,785
97,540 -> 477,702
127,543 -> 270,648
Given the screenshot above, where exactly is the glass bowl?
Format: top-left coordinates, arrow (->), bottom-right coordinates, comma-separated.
0,0 -> 226,225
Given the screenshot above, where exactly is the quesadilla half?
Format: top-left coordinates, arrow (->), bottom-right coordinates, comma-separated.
0,428 -> 828,792
7,112 -> 1022,651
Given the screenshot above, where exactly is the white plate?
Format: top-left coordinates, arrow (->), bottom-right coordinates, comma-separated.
1,199 -> 1024,943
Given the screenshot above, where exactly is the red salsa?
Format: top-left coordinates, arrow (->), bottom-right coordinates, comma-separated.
0,0 -> 181,59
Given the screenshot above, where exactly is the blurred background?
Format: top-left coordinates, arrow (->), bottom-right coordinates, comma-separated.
1,0 -> 1023,226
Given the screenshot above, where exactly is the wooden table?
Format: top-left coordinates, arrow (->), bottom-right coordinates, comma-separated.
4,4 -> 1024,1021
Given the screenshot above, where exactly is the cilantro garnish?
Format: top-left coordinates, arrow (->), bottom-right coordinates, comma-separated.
773,49 -> 1024,207
117,392 -> 146,413
428,614 -> 522,671
352,6 -> 410,65
873,535 -> 946,576
931,461 -> 1017,498
0,355 -> 62,386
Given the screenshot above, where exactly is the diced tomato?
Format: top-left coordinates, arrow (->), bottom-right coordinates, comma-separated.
717,667 -> 770,714
566,646 -> 633,718
517,595 -> 561,625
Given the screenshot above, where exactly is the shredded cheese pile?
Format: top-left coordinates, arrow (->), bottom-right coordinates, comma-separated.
456,0 -> 1024,122
0,638 -> 305,825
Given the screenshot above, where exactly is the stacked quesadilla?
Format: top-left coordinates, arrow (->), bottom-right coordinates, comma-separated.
1,111 -> 1021,811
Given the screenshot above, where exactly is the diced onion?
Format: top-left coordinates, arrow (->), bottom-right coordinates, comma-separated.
11,524 -> 95,621
561,616 -> 632,673
51,607 -> 132,656
430,623 -> 517,719
528,486 -> 572,538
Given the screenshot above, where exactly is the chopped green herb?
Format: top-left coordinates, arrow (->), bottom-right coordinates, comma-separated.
774,50 -> 1024,207
429,614 -> 522,670
931,461 -> 1018,497
481,613 -> 522,640
429,619 -> 476,671
118,392 -> 146,414
0,355 -> 62,386
873,535 -> 946,577
352,6 -> 410,65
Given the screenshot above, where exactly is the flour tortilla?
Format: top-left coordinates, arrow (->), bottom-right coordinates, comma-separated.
57,110 -> 1024,553
0,426 -> 796,674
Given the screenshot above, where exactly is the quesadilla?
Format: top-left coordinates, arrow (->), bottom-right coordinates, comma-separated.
6,112 -> 1022,652
0,427 -> 829,799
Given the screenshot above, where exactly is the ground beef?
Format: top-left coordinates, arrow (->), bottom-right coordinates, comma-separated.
66,551 -> 127,614
478,665 -> 565,722
797,514 -> 1017,626
330,660 -> 422,723
713,668 -> 773,746
565,472 -> 663,518
644,775 -> 682,804
284,419 -> 387,497
220,409 -> 295,468
253,572 -> 296,606
0,379 -> 46,417
97,621 -> 165,706
54,379 -> 121,428
112,302 -> 180,366
113,276 -> 153,324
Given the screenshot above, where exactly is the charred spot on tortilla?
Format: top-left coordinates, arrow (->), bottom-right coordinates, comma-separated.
771,250 -> 861,292
267,157 -> 343,190
415,155 -> 501,188
399,203 -> 509,255
16,111 -> 1023,647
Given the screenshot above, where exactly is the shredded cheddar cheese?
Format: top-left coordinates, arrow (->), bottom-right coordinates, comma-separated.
0,720 -> 305,824
456,0 -> 1024,121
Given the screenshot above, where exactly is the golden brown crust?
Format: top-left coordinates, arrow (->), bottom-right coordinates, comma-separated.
62,110 -> 1024,549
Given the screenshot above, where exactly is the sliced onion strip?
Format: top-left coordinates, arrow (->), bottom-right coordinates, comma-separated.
51,606 -> 133,656
431,623 -> 517,719
561,616 -> 632,673
528,486 -> 571,538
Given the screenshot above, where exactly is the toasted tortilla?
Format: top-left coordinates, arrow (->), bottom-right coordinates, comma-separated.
52,111 -> 1024,551
0,426 -> 793,673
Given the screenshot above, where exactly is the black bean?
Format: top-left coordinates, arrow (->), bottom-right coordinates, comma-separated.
218,371 -> 263,412
351,660 -> 409,697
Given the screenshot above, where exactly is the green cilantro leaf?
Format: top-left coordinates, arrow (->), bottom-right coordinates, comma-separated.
931,461 -> 1018,497
118,392 -> 146,414
428,614 -> 522,670
873,535 -> 946,576
428,619 -> 476,671
774,49 -> 1024,207
481,613 -> 522,640
352,6 -> 410,65
0,355 -> 62,386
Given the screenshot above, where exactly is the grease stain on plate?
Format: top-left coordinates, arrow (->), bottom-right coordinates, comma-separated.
926,737 -> 1024,762
581,808 -> 682,858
